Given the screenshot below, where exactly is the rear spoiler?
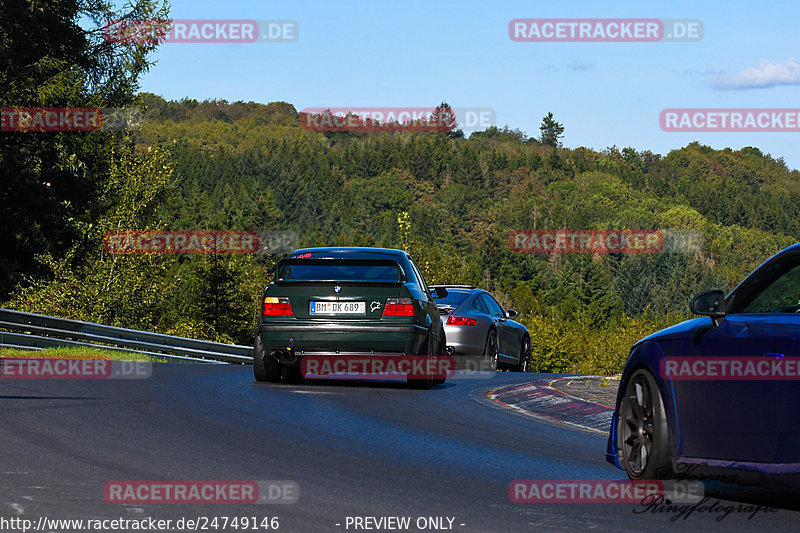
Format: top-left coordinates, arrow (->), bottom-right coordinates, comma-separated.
274,257 -> 407,284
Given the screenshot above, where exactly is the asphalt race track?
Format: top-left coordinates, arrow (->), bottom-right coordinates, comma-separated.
1,364 -> 799,532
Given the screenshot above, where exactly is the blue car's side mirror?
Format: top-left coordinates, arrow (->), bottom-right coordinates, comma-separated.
690,289 -> 726,327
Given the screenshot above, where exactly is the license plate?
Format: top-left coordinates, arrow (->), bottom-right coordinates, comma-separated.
310,301 -> 366,315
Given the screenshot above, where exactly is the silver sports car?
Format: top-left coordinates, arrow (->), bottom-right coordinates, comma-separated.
431,285 -> 531,372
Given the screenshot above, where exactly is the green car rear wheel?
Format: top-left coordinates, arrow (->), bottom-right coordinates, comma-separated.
253,334 -> 282,383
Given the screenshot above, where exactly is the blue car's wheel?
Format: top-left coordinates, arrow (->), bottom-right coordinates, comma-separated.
619,369 -> 672,479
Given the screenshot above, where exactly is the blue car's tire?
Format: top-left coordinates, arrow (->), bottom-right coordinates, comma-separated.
253,334 -> 282,383
619,369 -> 672,479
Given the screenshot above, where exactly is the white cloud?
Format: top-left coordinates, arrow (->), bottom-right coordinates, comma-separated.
705,58 -> 800,90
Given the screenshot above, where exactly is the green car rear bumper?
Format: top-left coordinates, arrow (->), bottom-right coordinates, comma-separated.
258,321 -> 429,365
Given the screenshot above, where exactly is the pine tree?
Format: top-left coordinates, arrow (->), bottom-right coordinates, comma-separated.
539,112 -> 565,147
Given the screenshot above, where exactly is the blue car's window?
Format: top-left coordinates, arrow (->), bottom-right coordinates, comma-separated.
278,263 -> 401,282
434,291 -> 470,306
740,263 -> 800,313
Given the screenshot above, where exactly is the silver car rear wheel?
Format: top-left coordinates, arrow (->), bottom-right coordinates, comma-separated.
484,329 -> 498,370
516,336 -> 531,372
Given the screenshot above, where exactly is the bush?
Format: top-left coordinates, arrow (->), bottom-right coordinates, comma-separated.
523,312 -> 682,375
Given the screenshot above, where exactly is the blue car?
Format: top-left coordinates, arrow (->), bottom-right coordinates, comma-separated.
607,243 -> 800,487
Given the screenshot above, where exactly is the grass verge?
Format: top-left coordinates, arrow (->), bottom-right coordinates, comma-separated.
0,346 -> 168,362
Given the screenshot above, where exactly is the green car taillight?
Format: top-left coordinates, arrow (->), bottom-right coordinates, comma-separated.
262,296 -> 294,316
382,298 -> 415,317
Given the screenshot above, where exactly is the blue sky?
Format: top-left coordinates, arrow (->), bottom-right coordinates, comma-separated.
137,0 -> 800,169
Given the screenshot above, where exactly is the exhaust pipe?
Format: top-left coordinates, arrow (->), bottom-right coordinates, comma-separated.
271,337 -> 298,364
446,346 -> 455,355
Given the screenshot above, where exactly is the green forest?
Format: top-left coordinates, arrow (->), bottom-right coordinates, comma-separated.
4,1 -> 800,374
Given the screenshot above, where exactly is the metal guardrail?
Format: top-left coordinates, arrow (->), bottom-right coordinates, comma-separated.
0,308 -> 253,364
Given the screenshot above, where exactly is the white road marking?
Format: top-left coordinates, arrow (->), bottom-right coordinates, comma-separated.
289,390 -> 340,395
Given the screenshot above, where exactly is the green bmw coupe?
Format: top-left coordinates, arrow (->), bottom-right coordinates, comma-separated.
253,247 -> 448,388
